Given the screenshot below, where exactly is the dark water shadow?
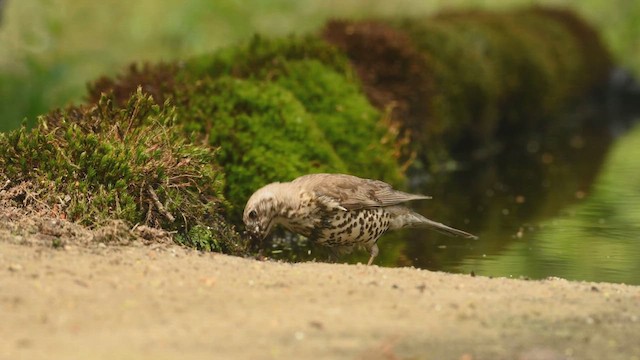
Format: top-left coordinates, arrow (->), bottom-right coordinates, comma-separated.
376,117 -> 614,271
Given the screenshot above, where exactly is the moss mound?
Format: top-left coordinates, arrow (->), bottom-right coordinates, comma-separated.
322,20 -> 434,142
87,35 -> 406,214
186,36 -> 406,186
0,89 -> 246,254
185,35 -> 350,80
177,76 -> 347,216
267,59 -> 406,183
80,35 -> 408,252
322,8 -> 612,169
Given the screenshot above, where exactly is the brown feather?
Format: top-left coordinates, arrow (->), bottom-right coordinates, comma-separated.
292,173 -> 430,210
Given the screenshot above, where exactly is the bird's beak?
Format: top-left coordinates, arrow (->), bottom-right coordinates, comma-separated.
263,220 -> 275,239
247,222 -> 270,241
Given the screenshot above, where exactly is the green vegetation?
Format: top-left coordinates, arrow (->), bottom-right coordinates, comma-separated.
185,36 -> 405,188
191,36 -> 397,176
87,36 -> 405,220
0,89 -> 246,254
0,3 -> 627,263
323,8 -> 611,169
185,35 -> 349,79
177,76 -> 347,217
1,33 -> 407,252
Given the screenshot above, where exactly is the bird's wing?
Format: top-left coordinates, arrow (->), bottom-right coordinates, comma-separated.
292,173 -> 430,210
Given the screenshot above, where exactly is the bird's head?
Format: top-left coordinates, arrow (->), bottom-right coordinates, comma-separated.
243,183 -> 287,240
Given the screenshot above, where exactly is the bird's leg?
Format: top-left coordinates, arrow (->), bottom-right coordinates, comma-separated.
367,243 -> 379,266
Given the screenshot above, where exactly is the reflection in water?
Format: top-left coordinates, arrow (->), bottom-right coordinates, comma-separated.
379,119 -> 640,285
453,123 -> 640,284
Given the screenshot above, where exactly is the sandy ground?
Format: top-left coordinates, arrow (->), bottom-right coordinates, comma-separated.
1,222 -> 640,360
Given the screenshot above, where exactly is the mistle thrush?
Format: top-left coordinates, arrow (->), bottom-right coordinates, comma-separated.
243,173 -> 477,265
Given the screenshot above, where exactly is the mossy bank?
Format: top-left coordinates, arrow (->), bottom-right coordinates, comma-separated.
0,7 -> 612,256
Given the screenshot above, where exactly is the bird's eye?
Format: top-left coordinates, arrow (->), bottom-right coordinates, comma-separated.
248,210 -> 257,220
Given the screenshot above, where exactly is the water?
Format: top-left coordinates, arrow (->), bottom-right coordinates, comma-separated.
376,120 -> 640,285
269,116 -> 640,285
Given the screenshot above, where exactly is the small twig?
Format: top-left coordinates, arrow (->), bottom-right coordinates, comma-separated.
56,150 -> 81,170
114,191 -> 121,215
145,199 -> 153,224
24,187 -> 50,209
147,185 -> 175,222
167,174 -> 203,182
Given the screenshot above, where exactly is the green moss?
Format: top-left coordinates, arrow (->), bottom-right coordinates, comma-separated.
183,36 -> 406,190
395,9 -> 610,136
262,59 -> 405,186
186,36 -> 403,182
0,88 -> 246,253
88,35 -> 405,192
177,76 -> 347,218
175,37 -> 406,214
185,35 -> 350,80
45,35 -> 408,252
323,9 -> 611,170
392,10 -> 607,165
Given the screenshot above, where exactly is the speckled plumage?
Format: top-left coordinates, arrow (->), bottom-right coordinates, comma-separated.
243,173 -> 477,265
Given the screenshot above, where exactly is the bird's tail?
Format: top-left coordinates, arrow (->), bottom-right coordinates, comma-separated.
390,207 -> 478,239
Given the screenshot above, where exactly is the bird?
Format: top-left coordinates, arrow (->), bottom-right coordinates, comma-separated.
243,173 -> 477,265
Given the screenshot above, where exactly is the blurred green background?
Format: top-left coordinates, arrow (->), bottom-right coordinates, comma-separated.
1,0 -> 639,131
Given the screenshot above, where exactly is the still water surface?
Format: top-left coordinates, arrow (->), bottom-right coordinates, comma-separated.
270,119 -> 640,285
379,121 -> 640,285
